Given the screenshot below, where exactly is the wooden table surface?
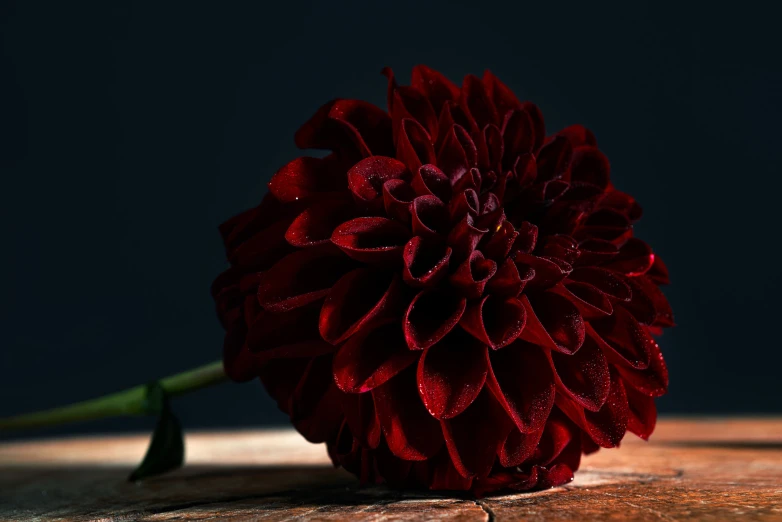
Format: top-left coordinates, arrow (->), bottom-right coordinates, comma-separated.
0,418 -> 780,521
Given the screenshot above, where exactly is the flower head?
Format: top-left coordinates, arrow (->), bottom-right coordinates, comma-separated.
212,66 -> 673,494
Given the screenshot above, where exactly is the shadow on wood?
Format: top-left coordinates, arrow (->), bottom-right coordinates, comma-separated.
1,419 -> 781,521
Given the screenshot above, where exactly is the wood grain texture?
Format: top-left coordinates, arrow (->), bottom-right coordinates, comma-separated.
0,418 -> 780,521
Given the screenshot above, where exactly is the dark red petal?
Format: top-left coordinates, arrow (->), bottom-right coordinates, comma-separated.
461,295 -> 526,349
285,197 -> 355,247
536,136 -> 573,182
329,421 -> 361,471
549,426 -> 583,472
586,207 -> 633,229
544,183 -> 602,233
482,70 -> 521,118
509,161 -> 535,205
475,193 -> 504,231
615,336 -> 669,397
268,155 -> 346,203
533,179 -> 571,204
443,99 -> 474,132
417,328 -> 489,419
391,85 -> 439,140
486,258 -> 530,297
293,99 -> 342,150
487,340 -> 555,433
479,189 -> 502,215
402,236 -> 452,288
257,246 -> 354,312
222,318 -> 257,382
290,355 -> 345,443
481,188 -> 502,216
527,291 -> 585,354
381,66 -> 398,114
246,302 -> 334,359
470,471 -> 519,495
501,109 -> 535,161
582,433 -> 601,455
518,295 -> 560,352
521,101 -> 546,151
252,340 -> 335,361
461,74 -> 498,131
435,101 -> 456,149
605,238 -> 655,276
568,267 -> 632,301
540,234 -> 580,265
514,221 -> 539,254
404,288 -> 467,350
484,463 -> 575,492
621,275 -> 659,325
448,187 -> 480,223
333,320 -> 418,393
339,391 -> 381,449
331,217 -> 411,264
372,367 -> 444,461
492,170 -> 511,202
411,65 -> 460,114
319,269 -> 402,345
631,275 -> 675,327
396,118 -> 436,173
551,334 -> 611,411
472,130 -> 490,175
480,189 -> 501,216
441,388 -> 514,479
533,410 -> 578,466
218,193 -> 279,252
228,219 -> 295,271
574,239 -> 619,266
646,255 -> 671,285
577,208 -> 632,243
258,358 -> 310,413
449,250 -> 497,299
295,99 -> 393,158
556,281 -> 614,318
482,192 -> 501,214
536,464 -> 576,489
500,424 -> 546,467
347,156 -> 410,202
411,164 -> 452,202
373,438 -> 414,486
243,297 -> 314,348
601,189 -> 643,222
570,146 -> 611,188
570,146 -> 610,188
515,253 -> 572,290
437,124 -> 478,183
383,179 -> 416,224
582,369 -> 629,447
481,190 -> 503,218
447,213 -> 488,263
411,195 -> 449,239
484,124 -> 504,171
429,449 -> 474,490
453,167 -> 483,195
556,124 -> 597,147
591,306 -> 653,369
626,385 -> 657,440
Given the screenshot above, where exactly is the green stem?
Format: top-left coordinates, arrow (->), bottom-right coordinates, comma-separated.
0,360 -> 227,431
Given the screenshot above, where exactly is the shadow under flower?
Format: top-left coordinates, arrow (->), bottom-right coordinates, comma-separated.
0,462 -> 490,521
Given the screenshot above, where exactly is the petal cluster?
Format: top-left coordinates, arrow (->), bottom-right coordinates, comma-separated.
212,66 -> 673,495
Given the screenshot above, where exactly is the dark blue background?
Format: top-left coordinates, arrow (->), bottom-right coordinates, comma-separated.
2,0 -> 780,436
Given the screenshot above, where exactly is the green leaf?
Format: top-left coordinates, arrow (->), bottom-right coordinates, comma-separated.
128,382 -> 185,482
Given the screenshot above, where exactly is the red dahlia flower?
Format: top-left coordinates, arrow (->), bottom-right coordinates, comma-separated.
212,66 -> 673,495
